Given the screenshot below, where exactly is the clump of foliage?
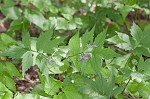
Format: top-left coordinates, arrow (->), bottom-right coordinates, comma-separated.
0,0 -> 150,99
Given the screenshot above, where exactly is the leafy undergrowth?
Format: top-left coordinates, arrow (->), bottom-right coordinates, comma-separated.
0,0 -> 150,99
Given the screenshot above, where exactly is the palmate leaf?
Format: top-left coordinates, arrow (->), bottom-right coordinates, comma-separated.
21,51 -> 33,76
36,29 -> 65,53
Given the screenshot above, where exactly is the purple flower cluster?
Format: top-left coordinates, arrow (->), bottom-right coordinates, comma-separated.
79,53 -> 91,61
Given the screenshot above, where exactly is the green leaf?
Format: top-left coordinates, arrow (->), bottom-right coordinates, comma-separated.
36,54 -> 49,81
0,81 -> 12,93
2,46 -> 27,60
81,26 -> 95,50
130,23 -> 143,47
108,32 -> 135,50
112,86 -> 124,96
1,34 -> 16,46
1,6 -> 22,20
21,51 -> 33,76
94,29 -> 107,48
0,75 -> 16,92
5,62 -> 21,77
119,5 -> 133,20
24,9 -> 48,30
62,13 -> 73,21
0,82 -> 12,98
69,32 -> 80,55
36,30 -> 53,52
22,29 -> 31,49
14,93 -> 50,99
53,92 -> 67,99
44,78 -> 62,95
89,54 -> 102,74
133,47 -> 150,57
140,25 -> 150,48
55,18 -> 68,30
63,86 -> 82,99
31,84 -> 50,97
4,0 -> 15,7
138,84 -> 150,99
93,48 -> 120,59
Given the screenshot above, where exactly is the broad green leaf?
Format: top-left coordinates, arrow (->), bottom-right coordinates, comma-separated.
1,6 -> 22,20
14,93 -> 50,99
22,29 -> 31,49
112,87 -> 124,96
36,54 -> 49,81
1,34 -> 16,46
82,26 -> 95,50
24,9 -> 48,30
8,18 -> 29,31
0,82 -> 12,99
69,32 -> 80,55
93,48 -> 120,59
53,92 -> 67,99
140,25 -> 150,48
0,75 -> 16,92
89,54 -> 102,74
62,86 -> 82,99
138,58 -> 150,76
94,29 -> 107,48
21,51 -> 33,76
2,46 -> 27,60
130,23 -> 143,47
128,82 -> 139,93
4,0 -> 15,7
36,30 -> 53,52
44,78 -> 62,95
108,32 -> 135,50
62,13 -> 73,21
133,47 -> 150,57
5,62 -> 21,77
119,5 -> 133,20
106,70 -> 115,96
46,37 -> 66,53
0,82 -> 12,93
110,54 -> 131,68
55,18 -> 68,30
31,84 -> 50,97
138,84 -> 150,99
68,21 -> 76,30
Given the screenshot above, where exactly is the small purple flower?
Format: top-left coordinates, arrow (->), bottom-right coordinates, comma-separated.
79,57 -> 83,61
83,57 -> 88,61
87,40 -> 90,44
93,44 -> 97,48
87,53 -> 91,57
48,59 -> 54,64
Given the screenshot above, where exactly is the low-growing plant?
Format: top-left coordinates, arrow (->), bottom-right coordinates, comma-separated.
0,0 -> 150,99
